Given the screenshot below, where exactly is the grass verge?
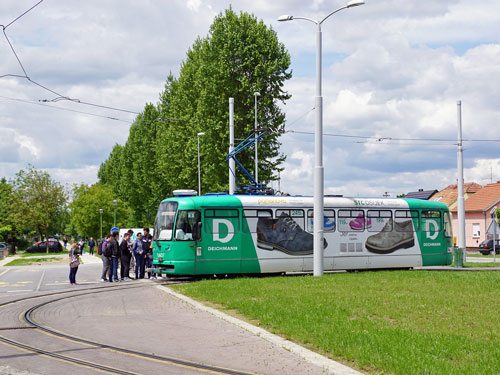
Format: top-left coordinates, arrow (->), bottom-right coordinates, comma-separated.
20,251 -> 67,257
173,271 -> 500,375
5,257 -> 65,266
463,262 -> 500,268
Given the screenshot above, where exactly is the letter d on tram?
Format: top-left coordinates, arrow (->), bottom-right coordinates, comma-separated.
213,219 -> 234,243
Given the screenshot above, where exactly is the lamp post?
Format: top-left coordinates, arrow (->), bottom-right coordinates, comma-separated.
197,132 -> 205,196
99,209 -> 103,241
113,200 -> 117,228
254,92 -> 260,183
278,0 -> 364,276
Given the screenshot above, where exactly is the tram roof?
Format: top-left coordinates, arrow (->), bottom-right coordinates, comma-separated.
160,194 -> 448,210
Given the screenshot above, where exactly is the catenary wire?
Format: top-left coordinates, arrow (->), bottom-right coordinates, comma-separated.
0,0 -> 141,116
3,0 -> 44,29
285,129 -> 500,143
0,95 -> 133,123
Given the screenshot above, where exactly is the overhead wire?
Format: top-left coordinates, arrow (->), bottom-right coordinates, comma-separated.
0,0 -> 140,116
3,0 -> 44,29
0,95 -> 132,123
285,129 -> 500,144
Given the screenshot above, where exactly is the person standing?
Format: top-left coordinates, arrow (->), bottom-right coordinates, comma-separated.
108,231 -> 120,282
88,237 -> 95,256
100,234 -> 112,282
132,233 -> 145,279
143,228 -> 155,279
78,238 -> 85,254
69,243 -> 81,285
63,235 -> 68,250
119,232 -> 131,281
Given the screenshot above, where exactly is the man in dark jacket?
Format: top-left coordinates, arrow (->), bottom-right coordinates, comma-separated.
119,232 -> 131,280
88,237 -> 95,256
108,231 -> 120,282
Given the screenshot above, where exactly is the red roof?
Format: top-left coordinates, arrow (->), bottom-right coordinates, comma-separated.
451,182 -> 500,212
430,182 -> 482,207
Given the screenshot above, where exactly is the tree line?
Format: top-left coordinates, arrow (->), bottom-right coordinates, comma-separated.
97,8 -> 291,225
1,9 -> 292,251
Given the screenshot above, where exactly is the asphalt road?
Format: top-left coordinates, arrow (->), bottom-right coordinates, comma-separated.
0,256 -> 359,375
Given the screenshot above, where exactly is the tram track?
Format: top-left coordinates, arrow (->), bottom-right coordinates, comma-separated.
0,281 -> 258,375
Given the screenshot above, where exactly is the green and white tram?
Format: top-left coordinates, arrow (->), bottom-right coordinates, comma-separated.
152,193 -> 453,276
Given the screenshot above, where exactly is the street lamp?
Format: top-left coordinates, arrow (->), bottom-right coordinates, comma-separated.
254,92 -> 260,183
99,209 -> 103,241
278,0 -> 364,276
113,200 -> 117,227
197,132 -> 205,196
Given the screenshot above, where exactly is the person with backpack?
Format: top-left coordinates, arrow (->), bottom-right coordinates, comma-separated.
107,230 -> 120,282
100,234 -> 112,282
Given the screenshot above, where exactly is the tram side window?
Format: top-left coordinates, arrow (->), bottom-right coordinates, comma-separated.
367,210 -> 392,232
395,210 -> 419,232
276,209 -> 305,230
443,211 -> 453,238
338,209 -> 365,232
243,209 -> 272,233
204,209 -> 239,235
307,209 -> 335,232
421,210 -> 442,233
175,210 -> 201,241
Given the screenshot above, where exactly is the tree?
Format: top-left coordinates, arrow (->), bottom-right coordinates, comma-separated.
10,166 -> 67,253
157,8 -> 291,193
70,183 -> 132,239
98,8 -> 292,213
0,178 -> 13,241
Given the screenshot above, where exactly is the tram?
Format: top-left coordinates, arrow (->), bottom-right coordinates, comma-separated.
151,192 -> 453,276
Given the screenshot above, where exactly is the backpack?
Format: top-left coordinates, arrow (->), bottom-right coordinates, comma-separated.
98,241 -> 104,256
103,242 -> 112,257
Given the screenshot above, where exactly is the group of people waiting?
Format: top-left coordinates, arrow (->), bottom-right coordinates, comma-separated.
100,228 -> 155,282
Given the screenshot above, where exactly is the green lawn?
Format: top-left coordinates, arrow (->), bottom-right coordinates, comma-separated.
173,271 -> 500,375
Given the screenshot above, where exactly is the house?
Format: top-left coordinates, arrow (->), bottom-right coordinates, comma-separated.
405,189 -> 438,200
429,182 -> 482,209
448,182 -> 500,249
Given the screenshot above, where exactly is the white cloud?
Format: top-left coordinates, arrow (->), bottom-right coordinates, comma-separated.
1,0 -> 500,197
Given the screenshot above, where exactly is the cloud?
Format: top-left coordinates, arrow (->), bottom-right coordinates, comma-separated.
0,0 -> 499,200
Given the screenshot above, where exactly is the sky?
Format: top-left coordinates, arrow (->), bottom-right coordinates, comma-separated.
1,0 -> 500,198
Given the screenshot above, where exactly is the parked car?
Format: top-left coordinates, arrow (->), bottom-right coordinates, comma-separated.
26,239 -> 63,253
478,239 -> 500,255
0,242 -> 7,251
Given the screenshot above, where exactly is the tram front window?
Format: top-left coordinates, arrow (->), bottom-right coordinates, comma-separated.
154,201 -> 178,241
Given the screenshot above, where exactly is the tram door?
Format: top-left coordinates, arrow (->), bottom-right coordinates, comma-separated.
197,208 -> 242,274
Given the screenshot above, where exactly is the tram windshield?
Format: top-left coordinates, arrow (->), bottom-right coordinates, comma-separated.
153,201 -> 178,241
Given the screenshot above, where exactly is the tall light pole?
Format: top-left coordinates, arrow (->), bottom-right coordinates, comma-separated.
113,200 -> 117,228
456,100 -> 465,266
278,0 -> 364,276
197,132 -> 205,196
99,209 -> 103,240
254,92 -> 260,183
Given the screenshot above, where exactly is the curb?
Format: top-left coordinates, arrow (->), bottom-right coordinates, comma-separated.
157,285 -> 363,375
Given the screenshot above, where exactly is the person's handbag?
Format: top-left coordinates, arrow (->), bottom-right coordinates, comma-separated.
70,255 -> 80,268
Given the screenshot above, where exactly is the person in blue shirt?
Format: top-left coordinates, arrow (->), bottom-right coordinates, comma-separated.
132,233 -> 145,279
